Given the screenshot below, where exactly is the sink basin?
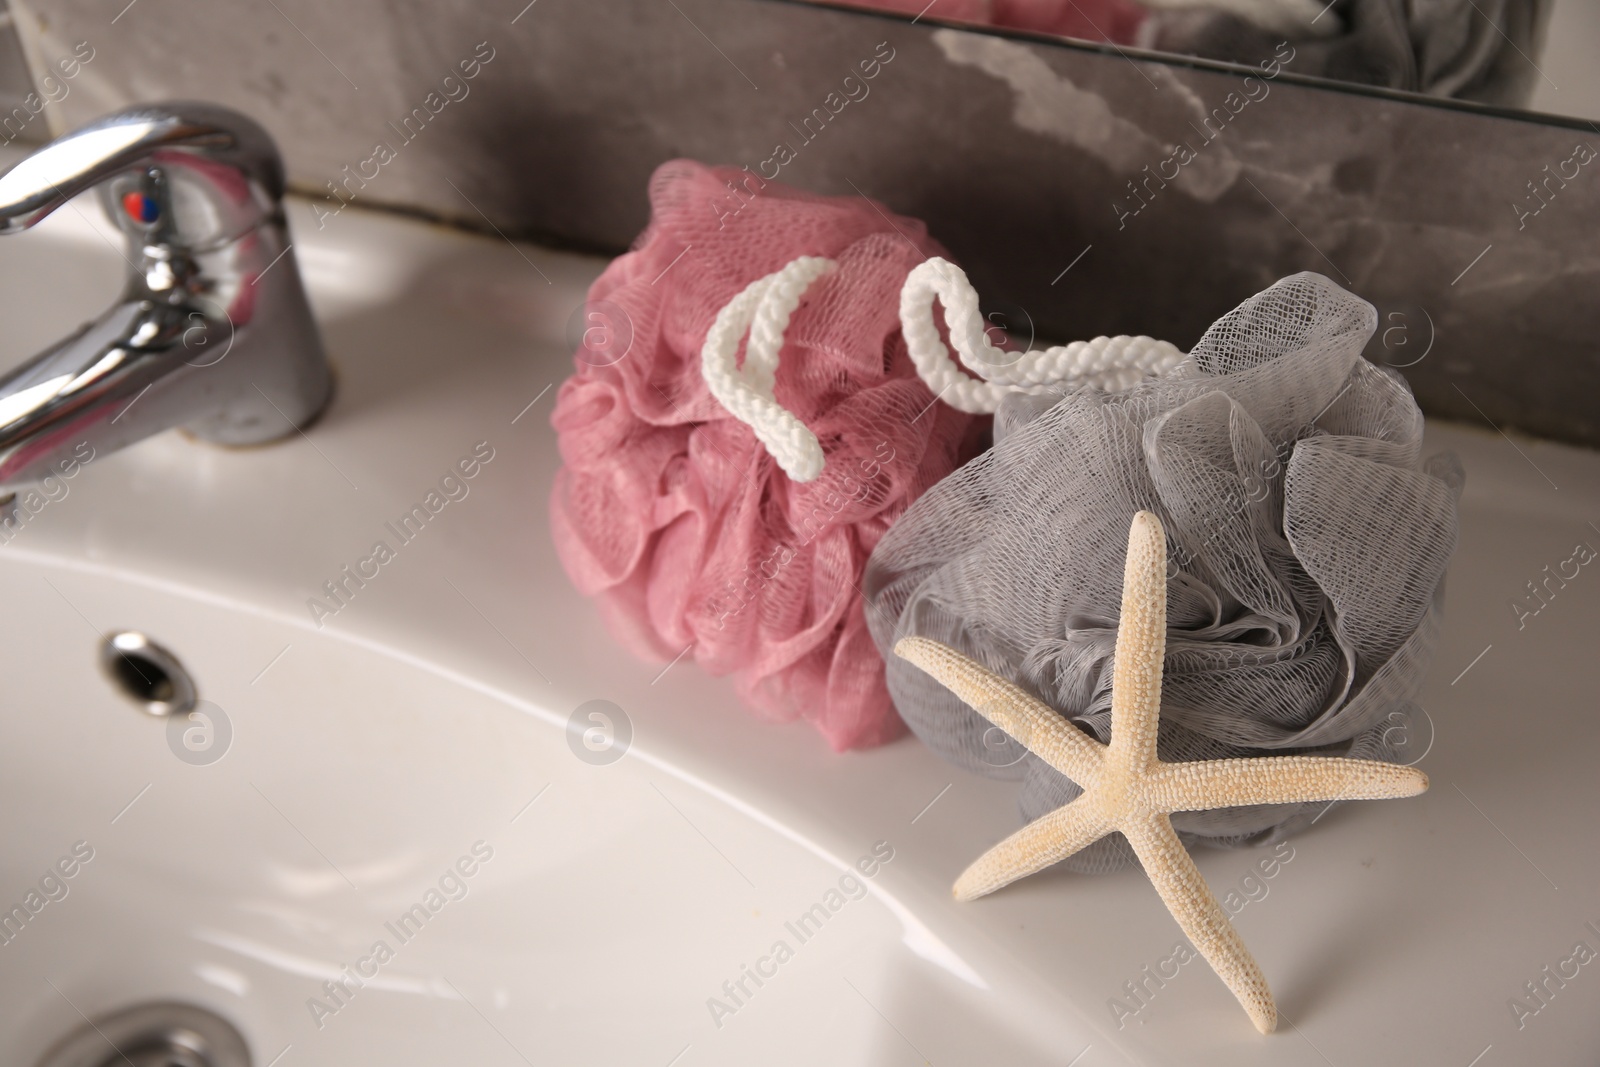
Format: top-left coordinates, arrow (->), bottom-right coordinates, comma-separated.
2,161 -> 1598,1066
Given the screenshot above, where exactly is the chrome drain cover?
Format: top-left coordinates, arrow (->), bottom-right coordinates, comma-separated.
34,1002 -> 250,1067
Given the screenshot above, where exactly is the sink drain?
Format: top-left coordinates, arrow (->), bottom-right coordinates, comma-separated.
99,631 -> 197,717
33,1001 -> 249,1067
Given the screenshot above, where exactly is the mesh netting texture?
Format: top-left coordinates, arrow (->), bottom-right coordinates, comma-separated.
863,272 -> 1463,870
549,160 -> 982,751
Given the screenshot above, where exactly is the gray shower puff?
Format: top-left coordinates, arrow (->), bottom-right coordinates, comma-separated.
864,272 -> 1462,872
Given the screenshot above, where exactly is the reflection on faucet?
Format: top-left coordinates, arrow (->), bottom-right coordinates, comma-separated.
0,102 -> 331,492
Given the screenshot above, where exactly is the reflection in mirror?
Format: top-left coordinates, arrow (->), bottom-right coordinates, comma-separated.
810,0 -> 1574,116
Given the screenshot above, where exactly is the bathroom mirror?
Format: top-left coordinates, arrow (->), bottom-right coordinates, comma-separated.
728,0 -> 1600,450
794,0 -> 1597,122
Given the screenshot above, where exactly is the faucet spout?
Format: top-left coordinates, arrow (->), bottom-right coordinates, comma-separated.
0,102 -> 331,490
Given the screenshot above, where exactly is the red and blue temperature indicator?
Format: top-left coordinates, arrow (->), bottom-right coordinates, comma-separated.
121,191 -> 160,224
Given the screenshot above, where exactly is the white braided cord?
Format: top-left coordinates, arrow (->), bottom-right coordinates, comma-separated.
900,257 -> 1186,414
700,256 -> 836,482
700,254 -> 1186,481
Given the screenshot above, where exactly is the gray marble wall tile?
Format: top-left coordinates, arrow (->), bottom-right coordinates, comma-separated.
9,0 -> 1598,446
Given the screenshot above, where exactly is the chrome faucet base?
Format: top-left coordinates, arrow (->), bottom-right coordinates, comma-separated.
0,103 -> 331,488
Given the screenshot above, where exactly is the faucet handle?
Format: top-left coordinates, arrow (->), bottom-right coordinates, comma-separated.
0,101 -> 283,240
0,102 -> 330,490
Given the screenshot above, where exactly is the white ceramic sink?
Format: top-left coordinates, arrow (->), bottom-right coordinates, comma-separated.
1,169 -> 1598,1066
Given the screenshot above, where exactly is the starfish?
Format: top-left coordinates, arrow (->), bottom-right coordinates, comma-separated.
894,511 -> 1429,1034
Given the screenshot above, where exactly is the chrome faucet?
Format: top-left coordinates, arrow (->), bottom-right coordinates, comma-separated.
0,102 -> 331,490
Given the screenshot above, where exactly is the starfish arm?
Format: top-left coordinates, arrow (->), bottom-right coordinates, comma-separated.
1151,756 -> 1429,813
1108,512 -> 1169,771
1124,814 -> 1277,1035
953,797 -> 1111,902
895,636 -> 1104,785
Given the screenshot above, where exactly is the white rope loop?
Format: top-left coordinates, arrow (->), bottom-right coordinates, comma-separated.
900,257 -> 1186,414
700,254 -> 1186,480
700,256 -> 836,483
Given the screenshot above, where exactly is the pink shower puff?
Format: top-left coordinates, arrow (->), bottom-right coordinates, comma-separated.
549,160 -> 981,751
